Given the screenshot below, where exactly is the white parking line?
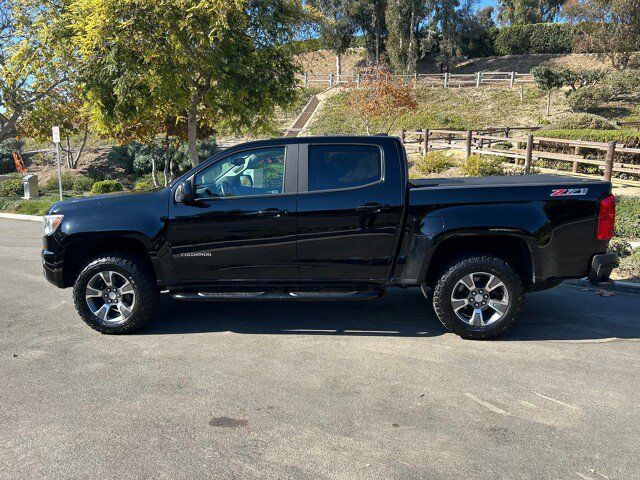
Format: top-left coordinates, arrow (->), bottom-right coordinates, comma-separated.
464,393 -> 509,415
533,392 -> 580,411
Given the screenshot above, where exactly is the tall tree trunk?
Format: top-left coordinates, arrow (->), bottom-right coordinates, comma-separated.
335,54 -> 341,80
65,135 -> 73,169
375,18 -> 380,68
151,155 -> 158,187
188,91 -> 199,167
163,133 -> 173,187
546,91 -> 551,116
71,124 -> 89,169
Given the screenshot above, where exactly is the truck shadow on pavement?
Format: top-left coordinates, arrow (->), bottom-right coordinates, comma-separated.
141,285 -> 640,342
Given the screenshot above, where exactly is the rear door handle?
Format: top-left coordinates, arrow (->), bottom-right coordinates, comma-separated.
257,208 -> 289,218
356,203 -> 388,213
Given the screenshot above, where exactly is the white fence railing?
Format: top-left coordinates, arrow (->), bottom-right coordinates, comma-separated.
297,71 -> 534,88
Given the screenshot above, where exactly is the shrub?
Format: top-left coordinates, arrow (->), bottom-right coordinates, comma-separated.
538,129 -> 640,144
461,155 -> 505,177
616,197 -> 640,239
90,180 -> 123,195
543,113 -> 617,130
413,151 -> 455,176
133,175 -> 159,191
15,199 -> 54,216
72,175 -> 94,192
495,23 -> 575,55
608,238 -> 633,258
566,86 -> 611,112
0,179 -> 23,196
44,173 -> 75,192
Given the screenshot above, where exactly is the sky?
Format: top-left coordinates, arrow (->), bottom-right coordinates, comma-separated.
476,0 -> 499,9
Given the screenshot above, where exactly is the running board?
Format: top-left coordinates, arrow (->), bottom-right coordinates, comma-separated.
171,290 -> 383,301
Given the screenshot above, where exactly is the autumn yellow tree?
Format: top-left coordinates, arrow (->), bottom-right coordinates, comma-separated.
347,69 -> 418,135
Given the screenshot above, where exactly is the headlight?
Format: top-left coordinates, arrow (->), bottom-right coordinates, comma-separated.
43,214 -> 64,236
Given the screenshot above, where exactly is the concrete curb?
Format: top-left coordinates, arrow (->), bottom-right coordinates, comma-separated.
567,278 -> 640,295
0,213 -> 42,223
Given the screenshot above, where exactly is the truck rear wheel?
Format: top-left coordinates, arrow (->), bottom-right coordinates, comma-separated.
431,255 -> 524,340
72,254 -> 159,334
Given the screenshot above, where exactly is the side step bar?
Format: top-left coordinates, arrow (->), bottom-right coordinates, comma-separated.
172,289 -> 383,301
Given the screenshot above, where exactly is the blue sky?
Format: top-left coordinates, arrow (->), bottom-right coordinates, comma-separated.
476,0 -> 498,9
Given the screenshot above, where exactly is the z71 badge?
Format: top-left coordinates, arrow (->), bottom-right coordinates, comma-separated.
550,188 -> 588,197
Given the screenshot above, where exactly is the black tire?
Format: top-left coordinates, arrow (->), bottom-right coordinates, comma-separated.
431,255 -> 524,340
72,254 -> 159,334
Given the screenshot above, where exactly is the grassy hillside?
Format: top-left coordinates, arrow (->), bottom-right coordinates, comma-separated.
306,85 -> 640,135
293,49 -> 624,75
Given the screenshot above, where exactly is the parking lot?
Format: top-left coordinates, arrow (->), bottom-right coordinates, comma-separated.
1,218 -> 639,479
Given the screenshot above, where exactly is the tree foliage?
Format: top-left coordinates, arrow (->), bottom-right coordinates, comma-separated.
307,0 -> 355,76
498,0 -> 568,25
69,0 -> 304,166
0,0 -> 69,142
566,0 -> 640,70
347,69 -> 417,134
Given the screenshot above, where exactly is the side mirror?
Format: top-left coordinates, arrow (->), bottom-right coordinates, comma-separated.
175,178 -> 195,204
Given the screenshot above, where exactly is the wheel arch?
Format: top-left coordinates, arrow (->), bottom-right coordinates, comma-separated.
61,234 -> 156,288
419,232 -> 536,289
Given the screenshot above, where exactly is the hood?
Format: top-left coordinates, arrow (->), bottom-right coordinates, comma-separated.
48,188 -> 170,216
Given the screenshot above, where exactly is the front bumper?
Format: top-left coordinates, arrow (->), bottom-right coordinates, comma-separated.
42,248 -> 65,288
587,253 -> 619,285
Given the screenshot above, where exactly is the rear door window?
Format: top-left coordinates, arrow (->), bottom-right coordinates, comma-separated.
307,145 -> 382,192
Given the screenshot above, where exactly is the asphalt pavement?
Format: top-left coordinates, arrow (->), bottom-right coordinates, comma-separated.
1,218 -> 639,480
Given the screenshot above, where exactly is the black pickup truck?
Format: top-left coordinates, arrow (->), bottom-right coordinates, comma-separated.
42,136 -> 618,339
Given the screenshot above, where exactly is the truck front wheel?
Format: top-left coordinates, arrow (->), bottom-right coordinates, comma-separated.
72,254 -> 159,334
431,255 -> 524,340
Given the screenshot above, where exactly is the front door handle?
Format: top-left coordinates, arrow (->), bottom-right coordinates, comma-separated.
356,203 -> 389,214
257,208 -> 289,218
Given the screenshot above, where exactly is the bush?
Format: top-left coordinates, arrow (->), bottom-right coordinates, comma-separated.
461,155 -> 505,177
90,180 -> 123,195
0,179 -> 23,196
608,238 -> 633,258
44,173 -> 76,192
538,129 -> 640,144
133,175 -> 159,191
566,86 -> 611,112
413,151 -> 455,175
495,23 -> 574,55
15,199 -> 54,216
616,197 -> 640,239
543,113 -> 617,131
72,175 -> 94,192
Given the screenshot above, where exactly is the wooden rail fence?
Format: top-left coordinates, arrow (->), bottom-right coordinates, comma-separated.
398,127 -> 640,182
298,71 -> 535,89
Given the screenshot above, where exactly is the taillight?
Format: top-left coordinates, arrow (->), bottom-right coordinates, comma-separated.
596,194 -> 615,241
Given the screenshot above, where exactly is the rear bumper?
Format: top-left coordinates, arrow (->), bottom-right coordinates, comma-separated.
587,253 -> 619,285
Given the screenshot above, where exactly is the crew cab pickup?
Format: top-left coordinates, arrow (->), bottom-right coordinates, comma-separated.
42,136 -> 618,339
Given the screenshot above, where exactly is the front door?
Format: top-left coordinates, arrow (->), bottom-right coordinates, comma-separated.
168,145 -> 298,283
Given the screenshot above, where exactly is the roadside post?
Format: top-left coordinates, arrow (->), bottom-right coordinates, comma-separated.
52,126 -> 62,201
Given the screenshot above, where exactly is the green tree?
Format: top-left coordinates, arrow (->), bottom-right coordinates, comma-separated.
350,0 -> 387,67
308,0 -> 356,78
531,66 -> 574,115
0,0 -> 68,142
498,0 -> 567,25
70,0 -> 304,167
567,0 -> 640,70
385,0 -> 423,74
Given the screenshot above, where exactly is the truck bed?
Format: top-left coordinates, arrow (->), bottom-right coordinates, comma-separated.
409,174 -> 598,189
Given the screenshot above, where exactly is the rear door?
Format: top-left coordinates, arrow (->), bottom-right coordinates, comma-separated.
296,140 -> 405,282
167,144 -> 299,283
